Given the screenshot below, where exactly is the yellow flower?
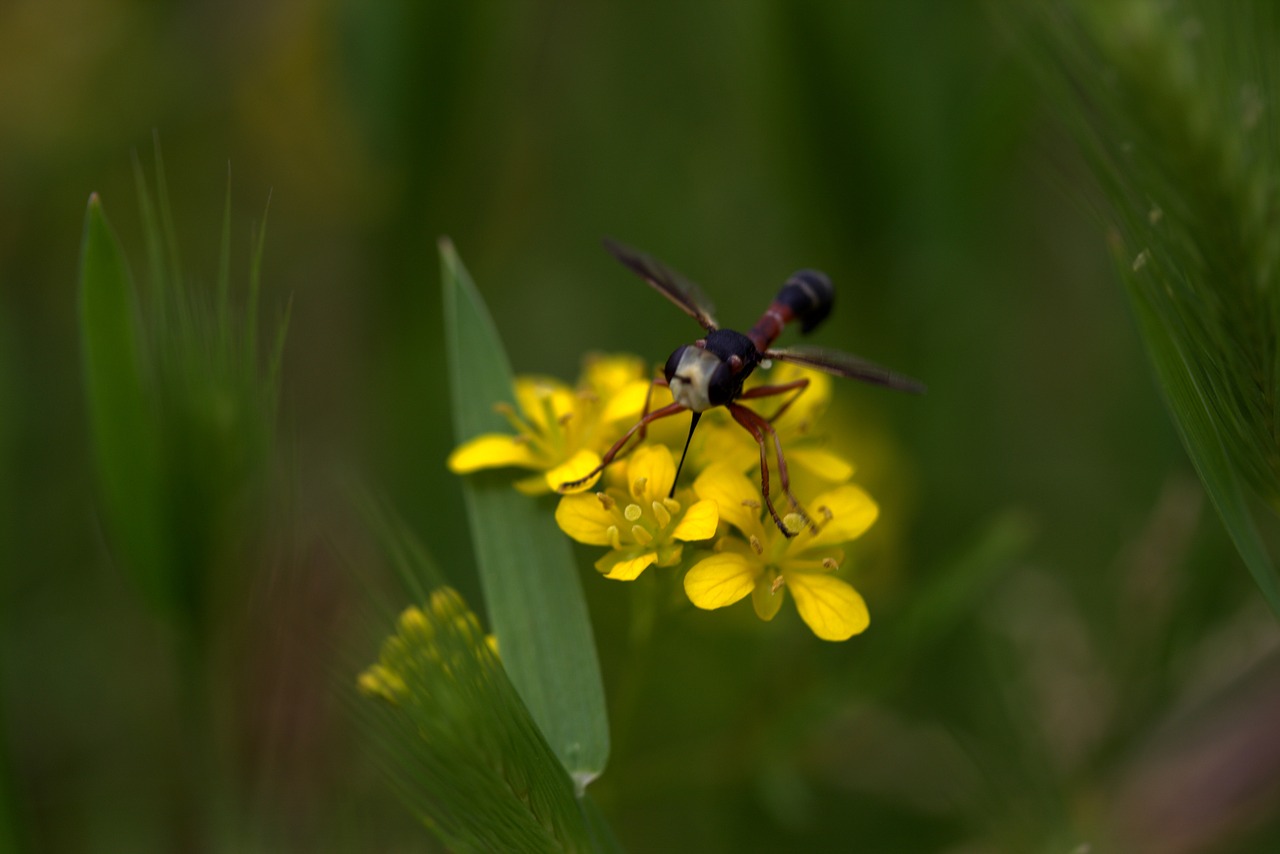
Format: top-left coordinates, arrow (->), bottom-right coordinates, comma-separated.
357,588 -> 497,704
684,462 -> 877,641
447,353 -> 648,495
680,363 -> 855,485
555,444 -> 719,580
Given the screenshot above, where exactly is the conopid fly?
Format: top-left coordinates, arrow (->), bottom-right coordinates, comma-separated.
560,238 -> 924,536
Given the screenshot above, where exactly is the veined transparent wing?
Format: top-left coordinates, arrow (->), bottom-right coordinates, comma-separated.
603,237 -> 718,331
766,345 -> 926,394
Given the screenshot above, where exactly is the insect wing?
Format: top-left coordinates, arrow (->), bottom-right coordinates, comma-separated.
603,237 -> 719,331
766,345 -> 926,394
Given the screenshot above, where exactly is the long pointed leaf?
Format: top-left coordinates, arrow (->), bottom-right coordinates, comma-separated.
1131,286 -> 1280,616
440,237 -> 610,789
78,194 -> 169,609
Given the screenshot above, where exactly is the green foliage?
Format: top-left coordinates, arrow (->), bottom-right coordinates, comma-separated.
1036,0 -> 1280,614
79,193 -> 171,608
441,238 -> 611,789
356,506 -> 594,853
19,2 -> 1280,850
78,158 -> 286,626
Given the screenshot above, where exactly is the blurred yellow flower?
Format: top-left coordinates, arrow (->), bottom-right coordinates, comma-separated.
555,444 -> 718,580
684,462 -> 877,641
447,353 -> 648,495
357,588 -> 497,704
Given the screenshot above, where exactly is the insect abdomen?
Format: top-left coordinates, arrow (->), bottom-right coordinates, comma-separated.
747,269 -> 835,351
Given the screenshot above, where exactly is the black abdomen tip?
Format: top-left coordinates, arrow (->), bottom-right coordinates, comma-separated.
779,269 -> 834,334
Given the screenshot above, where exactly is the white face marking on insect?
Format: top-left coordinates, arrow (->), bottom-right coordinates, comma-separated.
668,346 -> 723,412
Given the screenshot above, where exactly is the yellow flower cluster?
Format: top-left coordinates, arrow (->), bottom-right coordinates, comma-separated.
358,588 -> 499,705
447,353 -> 651,494
449,353 -> 879,641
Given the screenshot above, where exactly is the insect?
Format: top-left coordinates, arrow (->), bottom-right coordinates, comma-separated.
560,238 -> 925,536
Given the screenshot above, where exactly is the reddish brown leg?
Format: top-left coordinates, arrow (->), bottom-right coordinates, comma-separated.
603,374 -> 668,471
728,403 -> 793,537
735,405 -> 813,531
736,378 -> 810,423
558,401 -> 687,491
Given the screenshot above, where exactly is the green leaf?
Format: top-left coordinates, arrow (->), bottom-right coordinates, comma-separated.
78,194 -> 170,609
440,237 -> 611,790
217,162 -> 232,345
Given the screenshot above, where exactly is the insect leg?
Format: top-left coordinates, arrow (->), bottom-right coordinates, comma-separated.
558,401 -> 687,491
735,378 -> 810,423
728,403 -> 793,537
736,405 -> 813,532
635,374 -> 668,443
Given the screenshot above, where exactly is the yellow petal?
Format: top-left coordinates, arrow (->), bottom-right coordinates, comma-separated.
601,381 -> 680,425
447,434 -> 540,473
789,447 -> 855,482
514,376 -> 574,429
626,444 -> 675,504
670,499 -> 719,542
597,550 -> 658,580
514,473 -> 551,495
800,484 -> 879,552
582,353 -> 647,398
601,379 -> 652,423
554,493 -> 616,545
786,572 -> 869,641
689,422 -> 757,473
751,572 -> 785,621
684,552 -> 759,609
547,449 -> 603,493
693,463 -> 765,540
753,363 -> 831,429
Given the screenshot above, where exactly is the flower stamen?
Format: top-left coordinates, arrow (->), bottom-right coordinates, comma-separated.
488,402 -> 529,437
539,394 -> 564,447
492,402 -> 553,454
632,525 -> 653,545
651,500 -> 671,528
749,535 -> 764,555
596,492 -> 615,511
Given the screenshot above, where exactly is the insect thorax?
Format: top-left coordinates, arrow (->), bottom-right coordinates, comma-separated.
665,329 -> 760,412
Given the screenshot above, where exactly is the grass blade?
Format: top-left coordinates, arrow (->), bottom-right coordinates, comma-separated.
1130,285 -> 1280,613
246,190 -> 271,362
78,194 -> 169,609
355,502 -> 595,852
217,162 -> 232,345
440,237 -> 610,789
1025,1 -> 1280,615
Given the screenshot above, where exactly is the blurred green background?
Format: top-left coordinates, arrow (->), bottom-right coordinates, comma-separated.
4,1 -> 1279,851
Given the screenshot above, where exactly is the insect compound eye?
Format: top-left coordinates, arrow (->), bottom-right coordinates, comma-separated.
664,346 -> 690,384
706,362 -> 736,406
